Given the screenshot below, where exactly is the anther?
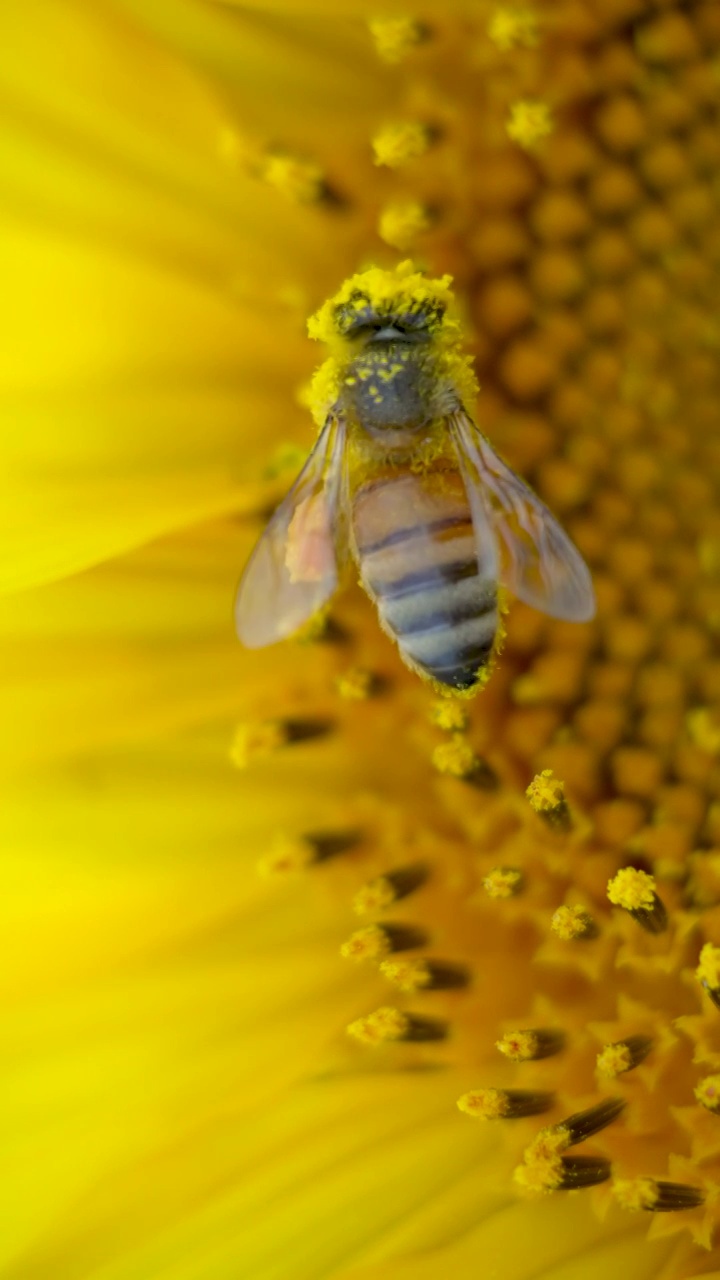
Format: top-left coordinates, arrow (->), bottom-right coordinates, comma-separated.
257,829 -> 360,876
556,1097 -> 626,1146
496,1028 -> 565,1062
379,200 -> 433,251
372,122 -> 431,169
432,736 -> 497,788
613,1177 -> 705,1213
484,867 -> 523,899
514,1155 -> 611,1195
695,1074 -> 720,1112
507,100 -> 553,151
596,1036 -> 653,1078
334,667 -> 383,700
488,6 -> 539,51
695,941 -> 720,1009
526,770 -> 571,831
353,863 -> 429,916
458,1088 -> 554,1120
380,958 -> 470,992
428,699 -> 470,733
551,905 -> 598,941
607,867 -> 668,933
368,17 -> 429,63
340,923 -> 428,963
347,1006 -> 447,1045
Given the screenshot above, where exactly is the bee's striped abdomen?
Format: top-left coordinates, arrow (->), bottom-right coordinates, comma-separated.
352,472 -> 498,691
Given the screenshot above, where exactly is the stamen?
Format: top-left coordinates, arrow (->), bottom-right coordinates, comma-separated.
596,1036 -> 653,1078
496,1028 -> 565,1062
551,905 -> 598,940
696,941 -> 720,1009
368,18 -> 429,64
347,1006 -> 447,1045
257,830 -> 360,877
378,200 -> 432,251
432,736 -> 496,788
230,720 -> 288,768
334,667 -> 380,700
554,1097 -> 626,1146
340,923 -> 428,963
353,863 -> 428,916
613,1177 -> 705,1213
507,100 -> 553,151
607,867 -> 668,933
483,867 -> 524,899
372,122 -> 431,169
526,770 -> 571,830
261,151 -> 327,205
695,1074 -> 720,1112
514,1155 -> 611,1194
488,6 -> 539,51
428,699 -> 470,733
380,957 -> 470,992
458,1088 -> 554,1120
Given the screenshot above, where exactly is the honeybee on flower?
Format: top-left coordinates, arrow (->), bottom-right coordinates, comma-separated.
236,262 -> 595,692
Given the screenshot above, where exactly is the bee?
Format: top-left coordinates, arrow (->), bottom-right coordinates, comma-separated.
236,264 -> 595,692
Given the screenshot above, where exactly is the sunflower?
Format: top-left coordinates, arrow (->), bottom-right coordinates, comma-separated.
4,1 -> 720,1278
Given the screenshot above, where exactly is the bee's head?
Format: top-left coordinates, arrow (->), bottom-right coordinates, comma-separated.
333,291 -> 445,345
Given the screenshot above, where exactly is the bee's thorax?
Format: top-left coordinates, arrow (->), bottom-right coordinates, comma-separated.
339,341 -> 444,434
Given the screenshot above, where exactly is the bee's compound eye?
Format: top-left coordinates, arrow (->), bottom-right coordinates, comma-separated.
334,293 -> 375,336
398,302 -> 445,331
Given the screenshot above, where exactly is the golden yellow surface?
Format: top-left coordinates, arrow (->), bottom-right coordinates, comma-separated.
4,1 -> 720,1278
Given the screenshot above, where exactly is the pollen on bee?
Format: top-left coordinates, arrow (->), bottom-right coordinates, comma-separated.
483,866 -> 524,899
607,867 -> 668,933
458,1088 -> 554,1120
372,121 -> 431,168
506,99 -> 553,151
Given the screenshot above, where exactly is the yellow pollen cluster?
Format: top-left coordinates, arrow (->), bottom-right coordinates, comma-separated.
497,1029 -> 540,1062
607,867 -> 657,912
457,1088 -> 509,1120
347,1006 -> 409,1045
372,121 -> 430,168
613,1178 -> 660,1212
506,99 -> 553,150
483,866 -> 523,899
596,1042 -> 634,1078
428,698 -> 469,733
339,925 -> 391,963
378,200 -> 432,250
261,151 -> 325,204
379,957 -> 431,992
695,1075 -> 720,1113
696,942 -> 720,992
229,720 -> 287,768
526,769 -> 565,812
256,835 -> 316,877
353,875 -> 398,916
550,905 -> 594,941
432,735 -> 479,779
335,666 -> 375,701
488,7 -> 539,52
368,17 -> 426,64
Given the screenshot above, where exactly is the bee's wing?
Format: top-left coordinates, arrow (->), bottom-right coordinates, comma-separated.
448,408 -> 595,622
235,413 -> 348,647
